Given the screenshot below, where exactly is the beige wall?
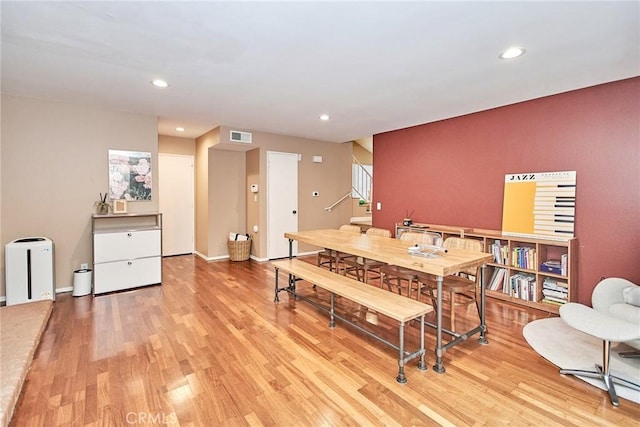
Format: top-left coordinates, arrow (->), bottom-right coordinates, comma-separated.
243,129 -> 353,258
0,99 -> 3,295
158,135 -> 196,156
1,95 -> 158,296
195,128 -> 219,256
0,96 -> 355,296
209,149 -> 246,258
353,140 -> 372,165
194,126 -> 352,260
246,149 -> 260,257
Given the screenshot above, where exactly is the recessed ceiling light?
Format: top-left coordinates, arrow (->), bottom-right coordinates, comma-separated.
499,47 -> 526,60
319,114 -> 330,121
151,79 -> 169,88
176,127 -> 185,132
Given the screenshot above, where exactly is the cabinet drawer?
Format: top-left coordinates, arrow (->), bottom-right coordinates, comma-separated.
94,257 -> 161,294
94,229 -> 161,263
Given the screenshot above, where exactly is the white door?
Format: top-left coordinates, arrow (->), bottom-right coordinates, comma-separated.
159,154 -> 195,256
267,151 -> 298,259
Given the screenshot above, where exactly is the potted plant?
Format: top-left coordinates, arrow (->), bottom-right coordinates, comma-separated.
95,193 -> 110,215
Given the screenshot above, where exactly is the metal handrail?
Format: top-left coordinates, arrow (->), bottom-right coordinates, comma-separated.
325,156 -> 373,212
325,191 -> 351,211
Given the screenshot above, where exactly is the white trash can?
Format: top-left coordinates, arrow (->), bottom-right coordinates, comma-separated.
72,268 -> 92,297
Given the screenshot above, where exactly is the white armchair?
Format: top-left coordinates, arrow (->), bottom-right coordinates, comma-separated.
559,277 -> 640,406
591,277 -> 640,354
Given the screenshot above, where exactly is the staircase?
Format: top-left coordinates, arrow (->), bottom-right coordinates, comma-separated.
325,154 -> 373,214
352,155 -> 372,213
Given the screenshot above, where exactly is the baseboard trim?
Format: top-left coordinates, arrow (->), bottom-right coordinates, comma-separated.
297,250 -> 321,257
0,285 -> 72,304
194,250 -> 320,263
0,250 -> 324,302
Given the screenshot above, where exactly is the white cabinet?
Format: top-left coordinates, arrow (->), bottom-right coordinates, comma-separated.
92,213 -> 162,295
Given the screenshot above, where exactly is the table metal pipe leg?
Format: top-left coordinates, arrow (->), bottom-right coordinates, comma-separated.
288,239 -> 297,299
433,275 -> 445,373
396,322 -> 407,383
478,264 -> 489,345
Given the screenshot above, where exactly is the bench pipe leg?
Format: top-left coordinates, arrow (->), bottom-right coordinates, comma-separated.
329,293 -> 336,328
396,322 -> 407,383
417,315 -> 427,371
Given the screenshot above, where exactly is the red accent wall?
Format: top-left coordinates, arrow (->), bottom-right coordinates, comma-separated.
373,77 -> 640,305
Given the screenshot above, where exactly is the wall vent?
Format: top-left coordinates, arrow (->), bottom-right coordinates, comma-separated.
230,130 -> 252,144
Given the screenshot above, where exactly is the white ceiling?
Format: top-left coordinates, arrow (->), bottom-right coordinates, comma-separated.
2,1 -> 638,143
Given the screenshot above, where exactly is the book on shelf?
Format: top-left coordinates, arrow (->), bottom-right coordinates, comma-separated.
542,277 -> 568,291
511,246 -> 536,270
542,297 -> 565,306
540,259 -> 562,275
487,267 -> 508,291
542,289 -> 568,299
490,240 -> 508,265
542,277 -> 568,303
542,295 -> 568,305
509,272 -> 537,301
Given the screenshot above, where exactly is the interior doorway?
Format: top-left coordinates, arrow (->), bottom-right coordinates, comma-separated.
267,151 -> 298,259
158,154 -> 195,256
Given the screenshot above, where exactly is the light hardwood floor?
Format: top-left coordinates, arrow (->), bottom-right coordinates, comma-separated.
11,255 -> 640,426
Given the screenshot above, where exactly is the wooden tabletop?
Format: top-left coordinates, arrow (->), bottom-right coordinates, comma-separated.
285,229 -> 493,277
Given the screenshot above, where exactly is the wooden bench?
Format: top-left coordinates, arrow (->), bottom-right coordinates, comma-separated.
271,258 -> 433,383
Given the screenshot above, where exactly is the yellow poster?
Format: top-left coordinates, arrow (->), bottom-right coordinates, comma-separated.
502,171 -> 576,240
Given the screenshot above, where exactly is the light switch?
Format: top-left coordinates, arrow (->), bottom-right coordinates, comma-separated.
376,202 -> 382,210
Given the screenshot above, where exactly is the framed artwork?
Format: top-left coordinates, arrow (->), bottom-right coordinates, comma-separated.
112,200 -> 128,214
502,171 -> 576,241
108,150 -> 152,201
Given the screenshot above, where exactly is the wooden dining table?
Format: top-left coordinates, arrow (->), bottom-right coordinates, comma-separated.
283,228 -> 494,373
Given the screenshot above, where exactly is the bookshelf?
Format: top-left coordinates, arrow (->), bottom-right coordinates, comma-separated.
395,222 -> 577,314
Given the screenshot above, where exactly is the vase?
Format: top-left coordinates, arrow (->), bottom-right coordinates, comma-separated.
97,204 -> 109,215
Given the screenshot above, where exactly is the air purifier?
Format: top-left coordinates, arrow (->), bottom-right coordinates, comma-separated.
5,237 -> 55,305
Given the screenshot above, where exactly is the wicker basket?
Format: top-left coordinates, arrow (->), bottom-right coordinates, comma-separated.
228,238 -> 251,261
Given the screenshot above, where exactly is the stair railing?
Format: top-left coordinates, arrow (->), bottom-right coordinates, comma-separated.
325,156 -> 373,212
325,191 -> 352,212
352,155 -> 372,203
